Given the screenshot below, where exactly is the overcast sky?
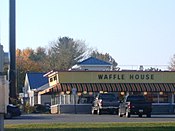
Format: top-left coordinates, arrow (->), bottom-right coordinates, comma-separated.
1,0 -> 175,69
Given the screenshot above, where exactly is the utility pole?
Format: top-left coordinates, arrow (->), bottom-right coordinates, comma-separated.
9,0 -> 17,100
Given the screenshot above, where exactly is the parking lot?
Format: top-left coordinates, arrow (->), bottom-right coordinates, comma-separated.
4,114 -> 175,125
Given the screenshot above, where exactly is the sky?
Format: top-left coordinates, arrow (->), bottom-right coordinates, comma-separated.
0,0 -> 175,69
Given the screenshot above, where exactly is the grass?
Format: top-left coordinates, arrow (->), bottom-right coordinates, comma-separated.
5,122 -> 175,131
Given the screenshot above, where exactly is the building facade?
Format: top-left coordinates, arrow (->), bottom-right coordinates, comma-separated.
0,44 -> 9,73
40,70 -> 175,114
23,72 -> 49,106
69,57 -> 113,71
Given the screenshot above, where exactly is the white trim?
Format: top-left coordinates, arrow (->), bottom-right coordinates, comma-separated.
51,104 -> 92,106
152,103 -> 175,105
79,64 -> 112,67
51,104 -> 59,108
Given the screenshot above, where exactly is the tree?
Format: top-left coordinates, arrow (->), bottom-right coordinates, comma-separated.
16,37 -> 88,92
145,67 -> 161,71
169,54 -> 175,71
16,48 -> 44,92
15,36 -> 119,93
29,47 -> 50,71
90,50 -> 118,70
48,37 -> 87,70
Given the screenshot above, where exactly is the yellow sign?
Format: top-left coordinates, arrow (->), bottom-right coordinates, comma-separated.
56,71 -> 175,83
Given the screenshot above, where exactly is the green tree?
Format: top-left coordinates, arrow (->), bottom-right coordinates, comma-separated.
90,50 -> 118,70
169,54 -> 175,71
48,37 -> 87,70
29,47 -> 50,72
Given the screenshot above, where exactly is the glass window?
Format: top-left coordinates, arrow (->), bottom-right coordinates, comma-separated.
144,92 -> 158,103
145,92 -> 172,103
65,95 -> 71,104
51,94 -> 58,105
61,95 -> 65,104
78,95 -> 94,104
159,93 -> 171,103
50,78 -> 53,82
54,76 -> 57,81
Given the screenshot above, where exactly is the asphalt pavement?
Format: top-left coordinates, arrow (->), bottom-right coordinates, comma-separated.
4,114 -> 175,125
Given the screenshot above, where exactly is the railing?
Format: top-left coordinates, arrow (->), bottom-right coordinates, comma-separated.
117,65 -> 169,71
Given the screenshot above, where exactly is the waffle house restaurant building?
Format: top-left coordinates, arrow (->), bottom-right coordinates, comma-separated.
40,70 -> 175,114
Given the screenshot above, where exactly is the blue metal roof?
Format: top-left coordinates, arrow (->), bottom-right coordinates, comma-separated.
27,72 -> 48,89
78,57 -> 112,65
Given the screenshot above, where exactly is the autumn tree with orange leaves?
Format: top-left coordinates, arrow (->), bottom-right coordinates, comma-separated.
16,47 -> 47,92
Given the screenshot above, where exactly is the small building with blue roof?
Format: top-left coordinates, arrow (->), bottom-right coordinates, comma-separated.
70,57 -> 112,71
24,72 -> 50,106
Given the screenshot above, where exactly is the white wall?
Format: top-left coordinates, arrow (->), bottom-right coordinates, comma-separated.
42,95 -> 51,105
80,65 -> 112,71
0,45 -> 4,72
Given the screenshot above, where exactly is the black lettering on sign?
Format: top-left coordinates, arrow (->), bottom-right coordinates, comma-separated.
130,74 -> 134,79
109,74 -> 112,79
98,74 -> 154,80
129,74 -> 154,80
135,74 -> 139,79
98,74 -> 125,80
104,75 -> 108,79
146,74 -> 149,80
98,74 -> 103,79
140,74 -> 144,79
151,74 -> 154,80
113,74 -> 116,79
121,74 -> 125,80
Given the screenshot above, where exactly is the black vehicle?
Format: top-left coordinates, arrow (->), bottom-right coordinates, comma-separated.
118,95 -> 152,118
78,95 -> 94,104
4,104 -> 21,119
33,104 -> 51,113
92,93 -> 119,115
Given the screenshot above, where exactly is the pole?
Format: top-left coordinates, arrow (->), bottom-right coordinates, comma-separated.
0,114 -> 4,131
9,0 -> 17,100
72,88 -> 77,114
74,94 -> 77,114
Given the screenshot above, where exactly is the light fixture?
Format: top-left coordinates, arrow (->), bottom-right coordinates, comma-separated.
144,92 -> 147,95
89,92 -> 93,95
61,92 -> 64,95
120,92 -> 125,95
159,92 -> 163,95
83,91 -> 87,94
66,91 -> 70,94
77,92 -> 82,96
99,91 -> 103,93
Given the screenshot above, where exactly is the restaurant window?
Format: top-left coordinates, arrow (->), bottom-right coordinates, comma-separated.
145,92 -> 158,103
51,94 -> 59,105
70,94 -> 77,104
50,78 -> 53,82
159,92 -> 168,103
159,92 -> 171,103
54,76 -> 57,81
58,95 -> 61,104
61,95 -> 66,104
145,92 -> 172,103
78,95 -> 94,104
65,95 -> 71,104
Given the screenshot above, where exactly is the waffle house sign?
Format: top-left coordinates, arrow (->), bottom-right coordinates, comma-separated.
51,71 -> 175,84
97,73 -> 154,81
